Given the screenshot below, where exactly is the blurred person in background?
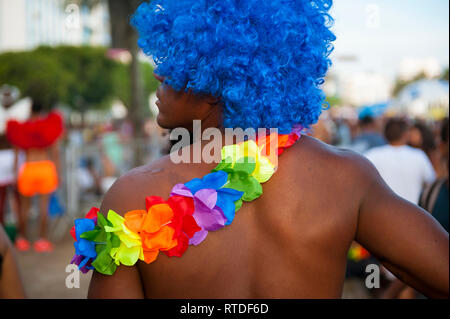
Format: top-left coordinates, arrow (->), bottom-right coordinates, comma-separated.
351,115 -> 386,154
0,88 -> 17,225
380,119 -> 449,299
101,122 -> 125,174
0,86 -> 22,229
96,122 -> 125,194
77,157 -> 102,197
309,113 -> 334,144
329,107 -> 358,147
419,119 -> 449,233
409,120 -> 442,177
331,117 -> 352,147
365,117 -> 436,298
6,100 -> 64,253
365,118 -> 435,205
0,224 -> 25,298
98,143 -> 119,195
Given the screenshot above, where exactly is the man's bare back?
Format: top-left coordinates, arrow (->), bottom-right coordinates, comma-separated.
88,136 -> 449,298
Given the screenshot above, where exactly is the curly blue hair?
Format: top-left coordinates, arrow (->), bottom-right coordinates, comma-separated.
132,0 -> 335,133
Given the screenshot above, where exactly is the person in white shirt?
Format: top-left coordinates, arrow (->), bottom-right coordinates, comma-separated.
0,85 -> 26,226
365,118 -> 436,205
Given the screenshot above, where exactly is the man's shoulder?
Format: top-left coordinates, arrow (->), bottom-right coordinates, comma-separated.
291,135 -> 379,182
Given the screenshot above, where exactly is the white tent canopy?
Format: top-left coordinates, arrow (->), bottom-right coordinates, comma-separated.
391,79 -> 449,119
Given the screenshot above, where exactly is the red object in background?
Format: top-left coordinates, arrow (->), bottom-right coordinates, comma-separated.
6,112 -> 64,150
358,246 -> 371,259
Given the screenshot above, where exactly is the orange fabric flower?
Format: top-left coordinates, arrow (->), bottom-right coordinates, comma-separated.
257,130 -> 300,158
124,199 -> 178,264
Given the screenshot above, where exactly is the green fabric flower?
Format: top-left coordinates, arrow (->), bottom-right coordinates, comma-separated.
213,156 -> 263,203
80,212 -> 121,275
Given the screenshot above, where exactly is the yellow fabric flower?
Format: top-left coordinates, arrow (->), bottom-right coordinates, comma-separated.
104,210 -> 143,266
221,140 -> 275,183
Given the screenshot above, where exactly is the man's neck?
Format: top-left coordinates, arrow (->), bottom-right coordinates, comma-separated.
389,141 -> 406,147
361,127 -> 377,134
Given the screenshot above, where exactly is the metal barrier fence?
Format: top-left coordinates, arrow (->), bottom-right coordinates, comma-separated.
50,136 -> 165,241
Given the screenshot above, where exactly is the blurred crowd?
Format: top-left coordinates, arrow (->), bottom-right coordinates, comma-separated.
68,117 -> 169,199
311,109 -> 449,298
312,109 -> 448,180
0,84 -> 171,298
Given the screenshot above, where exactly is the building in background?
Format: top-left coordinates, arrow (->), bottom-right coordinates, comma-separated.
0,0 -> 110,52
329,71 -> 393,107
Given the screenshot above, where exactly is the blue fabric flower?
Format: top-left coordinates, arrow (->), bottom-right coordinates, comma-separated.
216,188 -> 244,225
73,218 -> 97,270
185,170 -> 228,193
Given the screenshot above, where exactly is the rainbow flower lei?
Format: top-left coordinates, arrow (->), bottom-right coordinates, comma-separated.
70,127 -> 302,275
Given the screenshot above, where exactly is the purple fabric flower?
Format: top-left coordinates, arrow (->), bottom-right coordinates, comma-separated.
71,254 -> 93,274
192,189 -> 227,231
189,229 -> 208,246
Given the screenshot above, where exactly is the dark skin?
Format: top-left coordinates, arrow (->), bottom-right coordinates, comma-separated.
88,75 -> 449,299
0,225 -> 26,298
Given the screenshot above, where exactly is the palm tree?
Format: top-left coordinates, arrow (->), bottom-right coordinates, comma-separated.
107,0 -> 147,167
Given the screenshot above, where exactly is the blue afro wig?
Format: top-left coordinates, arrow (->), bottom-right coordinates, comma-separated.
132,0 -> 335,133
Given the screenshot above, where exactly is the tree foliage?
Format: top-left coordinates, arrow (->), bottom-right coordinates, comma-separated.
112,60 -> 159,115
0,46 -> 158,113
441,68 -> 449,82
325,95 -> 341,108
0,50 -> 71,110
35,45 -> 117,112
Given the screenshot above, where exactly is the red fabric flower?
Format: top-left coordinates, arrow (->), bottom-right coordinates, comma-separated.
255,130 -> 301,168
6,112 -> 64,149
164,232 -> 189,258
163,195 -> 201,257
277,131 -> 300,155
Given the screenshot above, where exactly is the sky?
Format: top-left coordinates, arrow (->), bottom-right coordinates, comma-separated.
329,0 -> 449,79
